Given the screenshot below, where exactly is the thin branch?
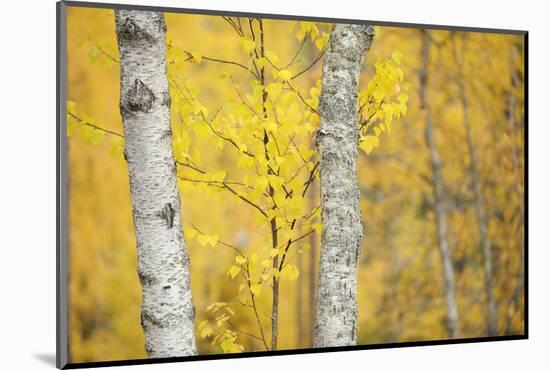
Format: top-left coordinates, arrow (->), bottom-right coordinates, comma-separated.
291,49 -> 326,80
284,34 -> 308,69
222,16 -> 244,36
227,320 -> 265,343
180,49 -> 258,79
178,176 -> 250,188
190,223 -> 247,259
96,44 -> 119,63
302,161 -> 319,197
67,111 -> 124,138
222,182 -> 269,219
286,82 -> 319,114
244,264 -> 270,350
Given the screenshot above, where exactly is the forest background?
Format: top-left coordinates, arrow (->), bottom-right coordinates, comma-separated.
66,6 -> 525,362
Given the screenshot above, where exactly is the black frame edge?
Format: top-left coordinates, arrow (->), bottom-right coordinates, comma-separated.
61,0 -> 527,35
523,32 -> 529,339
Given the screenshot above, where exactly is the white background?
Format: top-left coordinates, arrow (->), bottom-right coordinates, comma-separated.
0,0 -> 546,368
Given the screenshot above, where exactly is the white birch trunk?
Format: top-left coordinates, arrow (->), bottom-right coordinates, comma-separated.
115,10 -> 197,357
314,24 -> 374,348
420,31 -> 461,338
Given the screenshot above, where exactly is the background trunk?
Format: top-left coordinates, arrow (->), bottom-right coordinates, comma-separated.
453,34 -> 498,336
459,80 -> 498,336
420,31 -> 461,339
505,45 -> 525,333
314,24 -> 374,348
115,10 -> 197,357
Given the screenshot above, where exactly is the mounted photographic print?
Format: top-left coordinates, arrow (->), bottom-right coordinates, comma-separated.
56,1 -> 527,368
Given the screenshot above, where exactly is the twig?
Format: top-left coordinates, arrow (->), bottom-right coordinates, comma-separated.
67,111 -> 124,138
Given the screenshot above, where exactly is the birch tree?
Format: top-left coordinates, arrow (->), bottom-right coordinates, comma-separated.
314,24 -> 374,348
419,31 -> 460,339
115,10 -> 197,357
452,34 -> 497,336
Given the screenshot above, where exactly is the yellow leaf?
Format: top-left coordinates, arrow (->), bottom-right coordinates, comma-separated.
200,326 -> 214,338
185,227 -> 198,240
67,119 -> 79,137
198,319 -> 208,330
282,264 -> 300,281
108,137 -> 123,157
392,51 -> 403,65
208,234 -> 219,247
257,57 -> 268,68
315,32 -> 330,51
80,125 -> 94,140
228,265 -> 240,279
221,337 -> 243,353
197,233 -> 210,246
312,223 -> 323,235
238,154 -> 255,169
365,135 -> 380,147
359,135 -> 379,155
266,82 -> 283,100
277,69 -> 292,82
235,255 -> 247,265
240,37 -> 256,54
193,120 -> 210,138
263,121 -> 278,133
197,233 -> 218,247
254,175 -> 269,192
250,284 -> 262,297
211,170 -> 226,182
265,50 -> 279,64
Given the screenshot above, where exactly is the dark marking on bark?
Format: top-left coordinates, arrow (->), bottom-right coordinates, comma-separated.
161,90 -> 171,107
138,270 -> 156,286
161,128 -> 173,143
117,16 -> 155,43
142,310 -> 164,328
152,14 -> 167,33
159,203 -> 175,229
163,285 -> 171,290
124,79 -> 156,113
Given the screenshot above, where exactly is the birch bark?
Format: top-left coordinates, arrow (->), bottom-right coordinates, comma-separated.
420,31 -> 460,338
115,10 -> 197,357
314,24 -> 374,348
